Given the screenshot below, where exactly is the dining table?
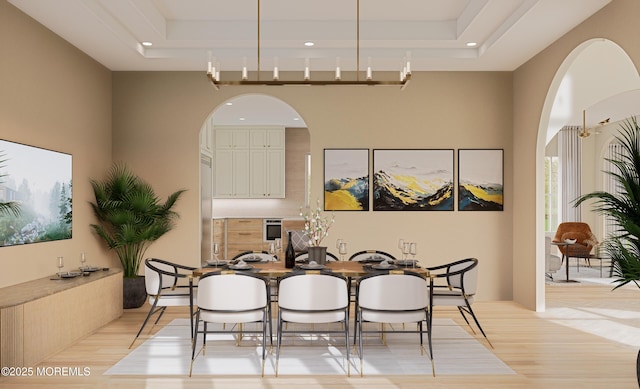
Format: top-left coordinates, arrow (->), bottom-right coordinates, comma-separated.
192,259 -> 431,278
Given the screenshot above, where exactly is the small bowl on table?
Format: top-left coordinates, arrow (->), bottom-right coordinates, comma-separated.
564,238 -> 577,244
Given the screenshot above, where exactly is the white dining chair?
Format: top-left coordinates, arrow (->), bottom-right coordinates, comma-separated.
276,270 -> 351,376
190,270 -> 272,377
427,257 -> 493,348
355,269 -> 433,376
130,258 -> 197,348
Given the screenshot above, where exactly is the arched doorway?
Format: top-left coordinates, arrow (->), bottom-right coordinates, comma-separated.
198,94 -> 310,264
536,39 -> 640,310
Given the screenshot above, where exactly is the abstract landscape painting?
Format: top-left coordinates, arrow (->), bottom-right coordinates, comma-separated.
458,149 -> 503,211
373,149 -> 453,211
324,149 -> 369,211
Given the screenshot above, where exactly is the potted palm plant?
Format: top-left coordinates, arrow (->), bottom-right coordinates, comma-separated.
89,163 -> 186,308
575,116 -> 640,385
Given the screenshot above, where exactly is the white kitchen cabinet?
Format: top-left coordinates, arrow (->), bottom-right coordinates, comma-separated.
215,128 -> 250,149
214,126 -> 285,198
250,149 -> 285,198
214,149 -> 250,197
250,127 -> 285,149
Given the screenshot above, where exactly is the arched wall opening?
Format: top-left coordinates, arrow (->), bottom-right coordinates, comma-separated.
535,39 -> 640,310
198,94 -> 310,264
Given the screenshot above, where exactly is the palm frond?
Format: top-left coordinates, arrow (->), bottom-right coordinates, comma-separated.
89,163 -> 186,277
576,117 -> 640,291
0,151 -> 22,217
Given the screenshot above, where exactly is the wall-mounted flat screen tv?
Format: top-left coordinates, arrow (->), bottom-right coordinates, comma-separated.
0,140 -> 72,246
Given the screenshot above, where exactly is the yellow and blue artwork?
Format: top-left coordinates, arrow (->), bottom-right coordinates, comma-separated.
324,149 -> 369,211
373,149 -> 454,211
458,149 -> 503,211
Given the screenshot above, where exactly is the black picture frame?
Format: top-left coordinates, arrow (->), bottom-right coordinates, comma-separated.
458,148 -> 504,211
323,148 -> 369,211
372,149 -> 454,211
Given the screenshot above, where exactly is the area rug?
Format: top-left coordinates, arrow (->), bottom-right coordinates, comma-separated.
105,318 -> 514,376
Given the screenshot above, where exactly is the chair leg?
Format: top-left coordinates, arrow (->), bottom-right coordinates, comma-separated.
237,323 -> 243,346
418,321 -> 424,356
153,306 -> 167,326
268,302 -> 274,349
463,300 -> 493,349
344,312 -> 351,377
457,306 -> 476,334
275,310 -> 283,377
357,310 -> 364,377
189,310 -> 201,377
203,322 -> 208,356
426,309 -> 435,377
352,301 -> 359,346
261,309 -> 267,377
129,300 -> 158,349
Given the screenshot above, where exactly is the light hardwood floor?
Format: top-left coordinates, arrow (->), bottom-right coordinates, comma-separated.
1,282 -> 639,388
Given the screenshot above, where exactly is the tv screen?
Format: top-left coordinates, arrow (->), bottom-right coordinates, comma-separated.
0,140 -> 72,246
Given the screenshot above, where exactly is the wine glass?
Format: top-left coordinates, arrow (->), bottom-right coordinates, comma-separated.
409,242 -> 417,268
212,242 -> 220,263
402,242 -> 410,260
275,238 -> 282,252
57,256 -> 64,277
338,242 -> 348,262
80,251 -> 87,270
398,238 -> 405,257
269,242 -> 276,259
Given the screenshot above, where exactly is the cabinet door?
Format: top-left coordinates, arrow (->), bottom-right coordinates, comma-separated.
250,127 -> 284,149
266,149 -> 285,197
232,149 -> 250,197
250,129 -> 267,149
266,128 -> 285,149
233,130 -> 250,148
214,150 -> 234,197
226,218 -> 263,258
214,149 -> 250,197
215,128 -> 234,149
249,150 -> 267,197
250,150 -> 285,198
215,128 -> 249,149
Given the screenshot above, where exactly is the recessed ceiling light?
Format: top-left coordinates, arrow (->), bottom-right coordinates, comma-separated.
225,102 -> 233,106
293,118 -> 300,121
141,41 -> 153,47
239,117 -> 245,121
304,41 -> 315,47
466,42 -> 477,47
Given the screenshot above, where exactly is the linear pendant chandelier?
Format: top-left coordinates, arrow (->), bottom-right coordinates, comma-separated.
206,0 -> 411,89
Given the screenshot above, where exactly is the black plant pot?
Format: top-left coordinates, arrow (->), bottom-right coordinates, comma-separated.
123,276 -> 147,309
